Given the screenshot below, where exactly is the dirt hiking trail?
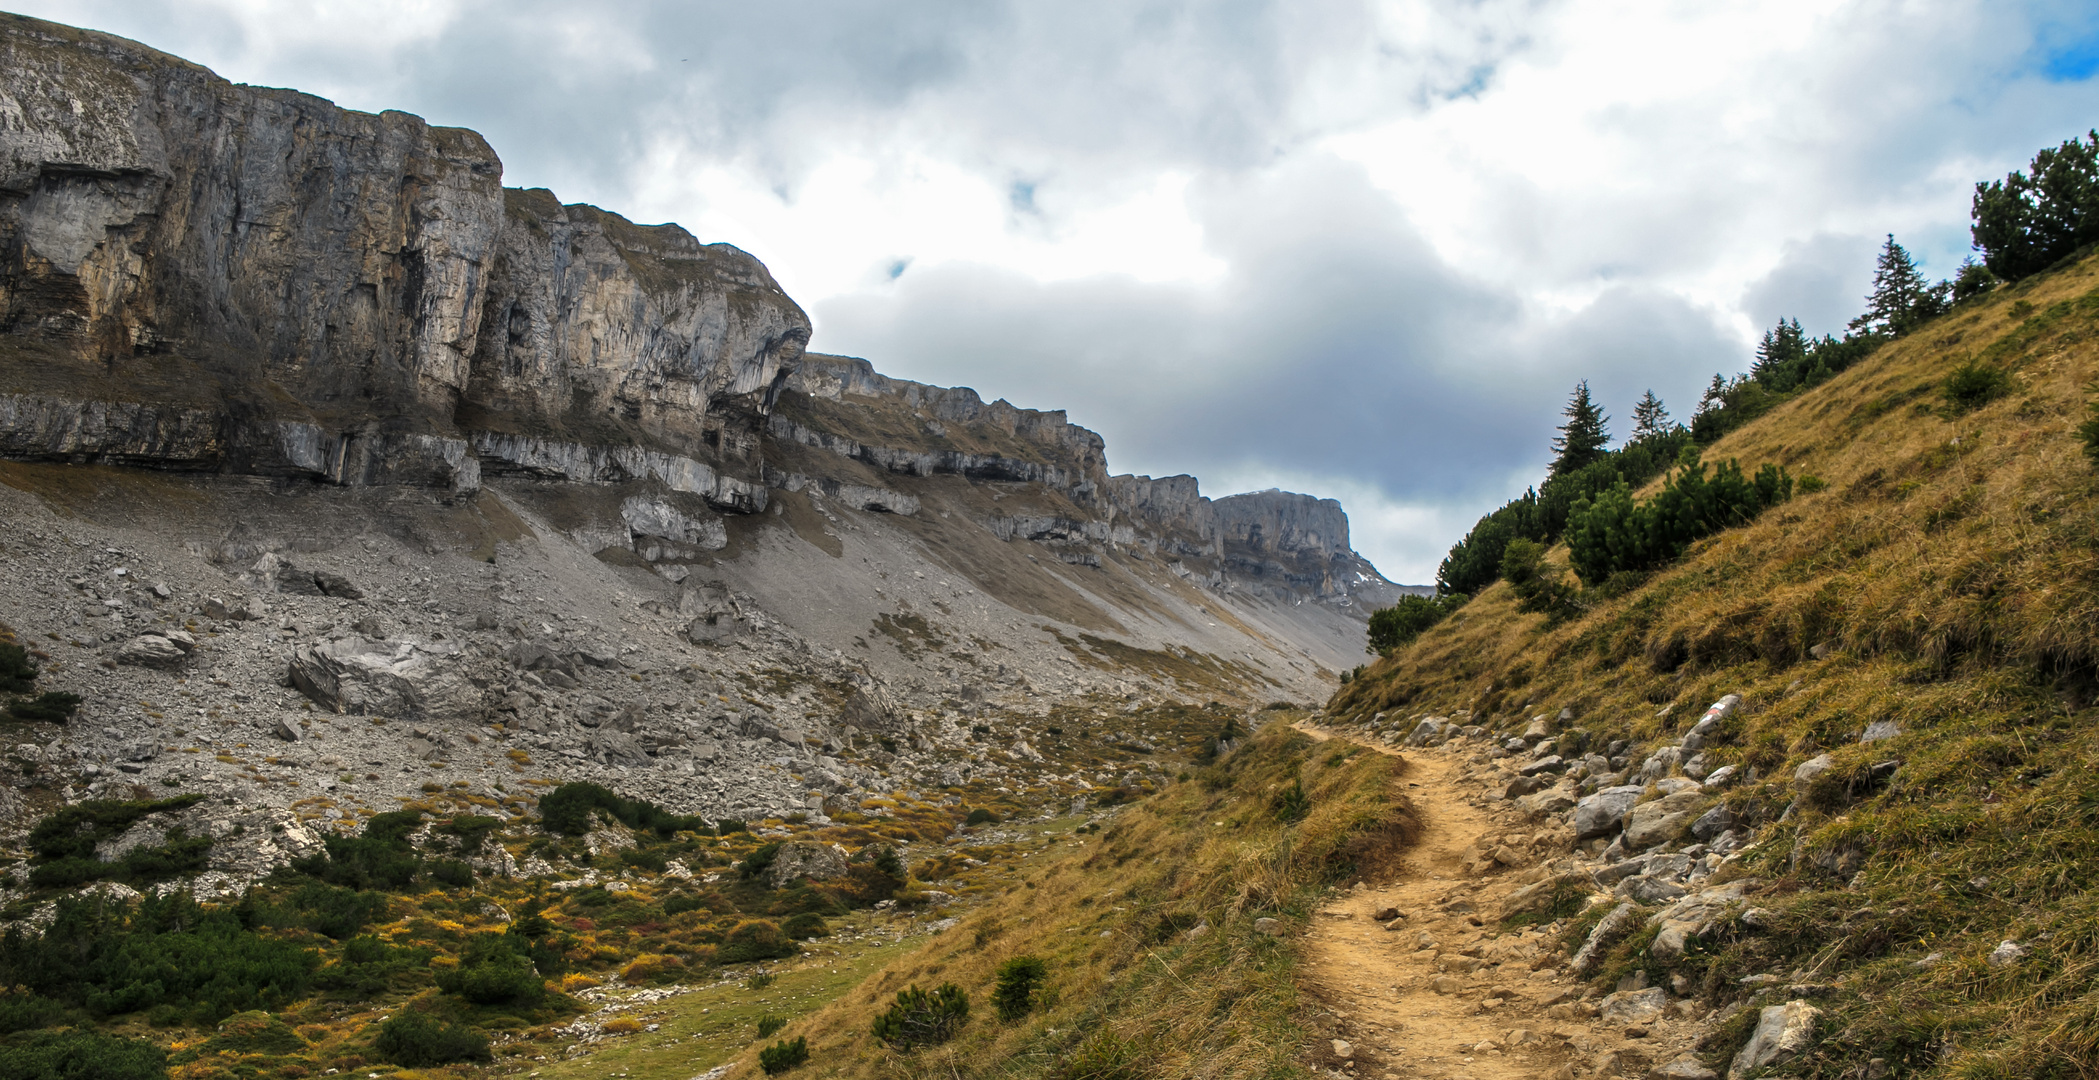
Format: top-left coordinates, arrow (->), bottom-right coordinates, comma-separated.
1293,722 -> 1707,1080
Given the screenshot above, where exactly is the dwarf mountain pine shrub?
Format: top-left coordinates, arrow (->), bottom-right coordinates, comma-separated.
871,983 -> 969,1049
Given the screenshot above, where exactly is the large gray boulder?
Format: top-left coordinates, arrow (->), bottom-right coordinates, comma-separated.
1573,785 -> 1645,839
1625,789 -> 1706,850
764,841 -> 850,889
116,630 -> 195,668
288,635 -> 484,723
1729,1000 -> 1820,1078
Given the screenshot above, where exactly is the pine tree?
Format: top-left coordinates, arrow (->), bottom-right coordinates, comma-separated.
1850,235 -> 1949,337
1693,373 -> 1728,420
1751,318 -> 1808,389
1549,380 -> 1610,478
1630,390 -> 1671,440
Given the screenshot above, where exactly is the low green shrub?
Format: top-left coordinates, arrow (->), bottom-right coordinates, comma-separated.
964,808 -> 999,826
536,781 -> 708,837
291,810 -> 423,890
992,956 -> 1047,1021
427,859 -> 475,888
1942,360 -> 2012,412
781,912 -> 830,939
756,1013 -> 787,1038
1565,458 -> 1794,585
6,692 -> 79,723
1366,593 -> 1468,654
0,989 -> 66,1033
1271,779 -> 1311,824
758,1035 -> 808,1074
0,642 -> 35,694
738,842 -> 783,881
0,1027 -> 166,1080
718,920 -> 797,964
434,933 -> 544,1006
870,983 -> 969,1049
373,1009 -> 489,1066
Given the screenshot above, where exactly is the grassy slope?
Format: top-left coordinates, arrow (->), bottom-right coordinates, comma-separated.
732,722 -> 1417,1080
1333,253 -> 2099,1077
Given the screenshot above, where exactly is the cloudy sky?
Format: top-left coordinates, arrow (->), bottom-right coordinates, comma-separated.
28,1 -> 2099,582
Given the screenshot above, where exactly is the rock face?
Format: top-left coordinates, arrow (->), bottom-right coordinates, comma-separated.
0,13 -> 805,497
0,14 -> 1407,625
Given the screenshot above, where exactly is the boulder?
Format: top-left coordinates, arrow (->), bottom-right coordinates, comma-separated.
1638,746 -> 1685,783
1690,804 -> 1735,841
1794,753 -> 1835,787
116,633 -> 192,668
1517,784 -> 1580,817
1599,987 -> 1667,1026
310,569 -> 364,599
288,636 -> 484,723
1625,790 -> 1705,849
1520,755 -> 1567,777
1728,1001 -> 1820,1079
1572,901 -> 1638,974
1404,717 -> 1450,746
764,841 -> 850,889
1505,775 -> 1547,799
1679,695 -> 1740,751
1702,765 -> 1740,789
1572,786 -> 1645,839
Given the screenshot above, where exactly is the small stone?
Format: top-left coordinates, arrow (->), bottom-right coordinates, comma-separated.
1253,917 -> 1284,936
1859,720 -> 1901,744
1332,1039 -> 1354,1059
1986,940 -> 2026,967
1430,975 -> 1462,994
1624,1025 -> 1649,1039
273,719 -> 304,743
1373,907 -> 1400,921
1650,1055 -> 1719,1080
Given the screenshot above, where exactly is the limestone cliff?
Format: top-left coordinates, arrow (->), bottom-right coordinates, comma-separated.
0,13 -> 806,500
0,10 -> 1407,690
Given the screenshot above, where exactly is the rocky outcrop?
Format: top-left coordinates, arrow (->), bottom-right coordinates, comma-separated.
0,11 -> 1411,642
0,13 -> 804,493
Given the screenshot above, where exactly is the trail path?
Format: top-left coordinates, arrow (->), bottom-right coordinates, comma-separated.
1293,722 -> 1701,1080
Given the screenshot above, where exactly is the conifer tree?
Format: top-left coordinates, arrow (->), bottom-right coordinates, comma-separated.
1630,390 -> 1671,440
1693,373 -> 1728,421
1850,235 -> 1949,337
1549,380 -> 1610,478
1751,318 -> 1808,388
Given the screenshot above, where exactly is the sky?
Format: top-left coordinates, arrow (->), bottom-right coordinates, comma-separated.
25,1 -> 2099,583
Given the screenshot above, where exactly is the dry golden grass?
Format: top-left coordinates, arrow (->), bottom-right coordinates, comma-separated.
1335,252 -> 2099,1078
708,721 -> 1415,1080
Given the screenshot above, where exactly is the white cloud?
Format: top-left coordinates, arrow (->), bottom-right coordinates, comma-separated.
22,0 -> 2099,584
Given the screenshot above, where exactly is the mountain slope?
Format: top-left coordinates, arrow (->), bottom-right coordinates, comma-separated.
1332,250 -> 2099,1076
